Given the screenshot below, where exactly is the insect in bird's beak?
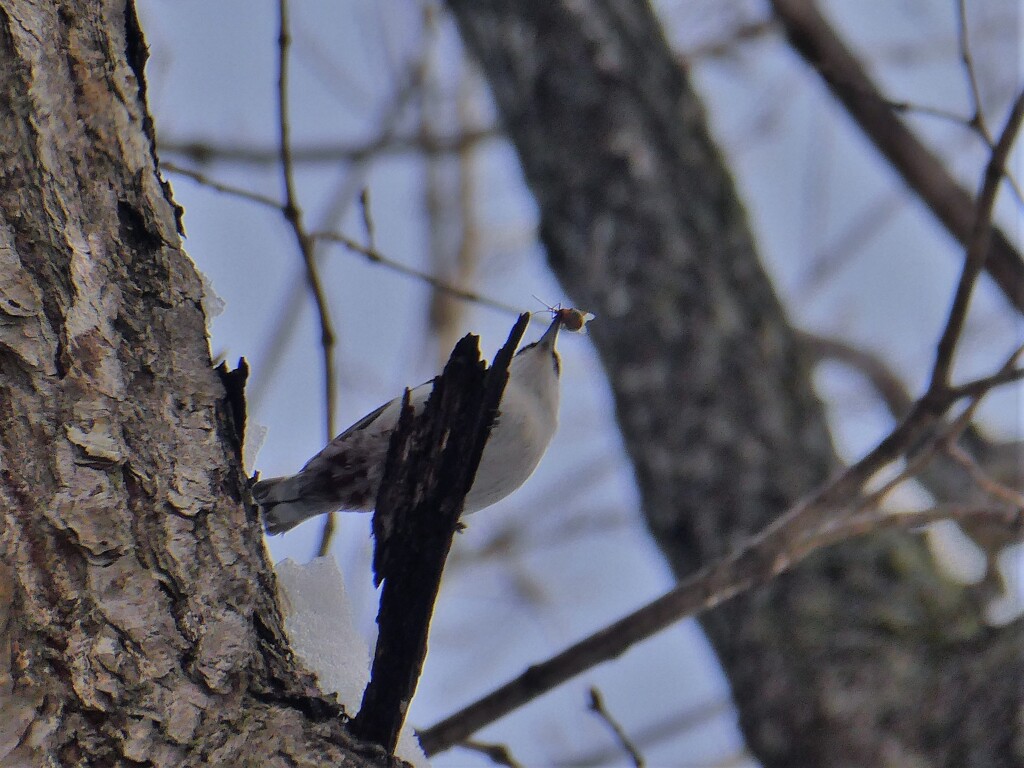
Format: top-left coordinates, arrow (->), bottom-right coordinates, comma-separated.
532,297 -> 596,334
553,306 -> 595,333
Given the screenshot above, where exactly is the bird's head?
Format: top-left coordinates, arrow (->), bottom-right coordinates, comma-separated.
513,315 -> 562,378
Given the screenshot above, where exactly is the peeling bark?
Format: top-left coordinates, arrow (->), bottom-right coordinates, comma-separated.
354,315 -> 527,753
0,2 -> 387,765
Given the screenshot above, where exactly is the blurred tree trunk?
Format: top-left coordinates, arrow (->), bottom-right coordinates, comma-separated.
0,2 -> 381,765
446,1 -> 1024,766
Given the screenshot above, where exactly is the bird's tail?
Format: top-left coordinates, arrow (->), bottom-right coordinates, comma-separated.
251,475 -> 331,535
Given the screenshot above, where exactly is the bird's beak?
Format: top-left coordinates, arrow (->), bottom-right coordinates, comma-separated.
538,316 -> 561,348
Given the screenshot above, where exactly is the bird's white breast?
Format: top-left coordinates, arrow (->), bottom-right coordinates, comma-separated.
463,355 -> 560,512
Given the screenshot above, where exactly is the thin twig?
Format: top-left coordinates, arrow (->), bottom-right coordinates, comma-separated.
798,331 -> 914,417
249,58 -> 430,417
312,230 -> 523,315
885,99 -> 974,125
944,440 -> 1024,510
157,125 -> 500,167
798,189 -> 905,296
314,189 -> 383,558
555,698 -> 732,767
679,17 -> 776,62
929,89 -> 1024,389
844,390 -> 985,528
945,357 -> 1024,400
951,1 -> 1024,204
769,0 -> 1024,313
880,96 -> 1024,204
587,687 -> 644,768
359,188 -> 378,251
956,0 -> 993,144
800,331 -> 1023,518
161,162 -> 283,210
458,740 -> 525,768
160,161 -> 524,330
276,0 -> 337,450
841,340 -> 1024,563
823,504 -> 1021,545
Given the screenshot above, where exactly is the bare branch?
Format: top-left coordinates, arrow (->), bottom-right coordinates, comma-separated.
798,190 -> 905,296
824,504 -> 1021,544
930,90 -> 1024,389
587,687 -> 644,768
884,99 -> 974,126
953,0 -> 1024,206
246,63 -> 430,416
458,740 -> 525,768
956,0 -> 993,145
157,164 -> 522,355
315,187 -> 385,558
276,0 -> 338,445
798,331 -> 914,417
769,0 -> 1024,314
943,442 -> 1024,510
161,162 -> 283,210
157,126 -> 501,167
419,492 -> 1017,755
417,345 -> 1020,754
555,698 -> 732,767
944,351 -> 1024,400
680,18 -> 776,62
358,188 -> 379,252
312,230 -> 524,315
950,2 -> 1024,206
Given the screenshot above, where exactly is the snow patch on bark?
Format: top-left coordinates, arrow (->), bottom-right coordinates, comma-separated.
276,556 -> 429,766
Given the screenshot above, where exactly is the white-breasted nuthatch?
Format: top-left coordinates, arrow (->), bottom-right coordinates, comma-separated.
253,310 -> 589,534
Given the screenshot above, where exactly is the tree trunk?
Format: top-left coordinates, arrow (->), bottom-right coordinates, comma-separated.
0,2 -> 385,765
445,1 -> 1024,765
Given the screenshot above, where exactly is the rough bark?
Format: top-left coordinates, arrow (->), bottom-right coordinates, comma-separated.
445,1 -> 1024,766
0,2 -> 388,766
354,315 -> 527,752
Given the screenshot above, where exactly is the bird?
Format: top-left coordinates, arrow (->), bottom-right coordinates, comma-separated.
252,312 -> 577,535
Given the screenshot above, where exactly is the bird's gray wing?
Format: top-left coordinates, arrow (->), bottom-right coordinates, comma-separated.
300,379 -> 437,472
338,398 -> 393,438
